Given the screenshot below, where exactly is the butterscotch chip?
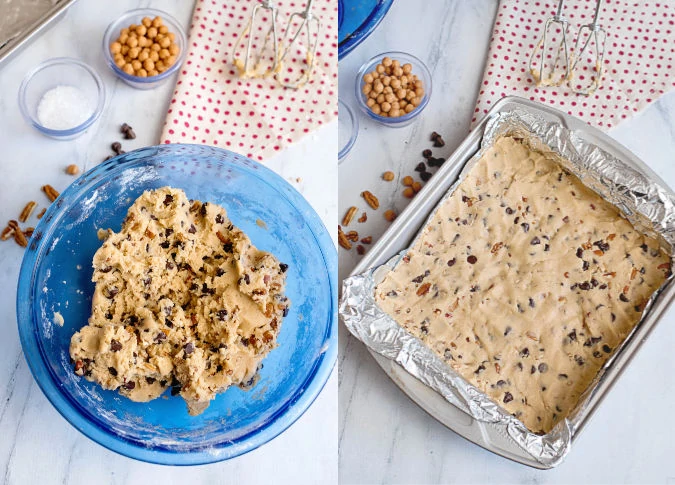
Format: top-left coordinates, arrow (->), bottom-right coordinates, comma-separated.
403,187 -> 415,199
361,191 -> 380,210
384,210 -> 397,222
66,164 -> 80,175
402,176 -> 414,187
342,206 -> 358,226
412,182 -> 423,193
19,201 -> 36,223
382,171 -> 395,181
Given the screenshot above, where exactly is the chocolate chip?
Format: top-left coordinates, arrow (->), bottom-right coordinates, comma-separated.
215,268 -> 225,277
503,392 -> 514,403
467,255 -> 477,264
602,344 -> 612,353
415,162 -> 426,172
105,287 -> 119,299
216,309 -> 228,321
428,157 -> 445,168
504,326 -> 512,336
121,123 -> 132,133
513,216 -> 520,225
146,377 -> 156,384
165,318 -> 173,328
188,224 -> 196,234
111,141 -> 122,154
520,222 -> 529,233
496,380 -> 506,387
599,283 -> 608,289
422,149 -> 432,159
474,364 -> 486,374
611,312 -> 616,322
538,363 -> 548,373
576,248 -> 584,258
100,266 -> 113,273
184,342 -> 195,355
505,207 -> 514,215
520,347 -> 530,357
160,240 -> 170,249
558,373 -> 568,380
124,381 -> 136,390
110,339 -> 123,352
544,244 -> 550,251
568,329 -> 577,341
575,355 -> 585,366
283,307 -> 290,317
447,258 -> 456,267
433,136 -> 445,148
420,171 -> 432,182
593,240 -> 610,252
529,298 -> 535,308
640,243 -> 648,252
412,270 -> 430,283
124,128 -> 136,140
619,293 -> 629,302
279,263 -> 289,273
530,236 -> 540,245
155,332 -> 167,343
579,281 -> 591,290
223,242 -> 233,253
108,367 -> 118,376
591,278 -> 599,287
170,377 -> 181,395
163,194 -> 174,206
593,351 -> 602,358
530,365 -> 536,374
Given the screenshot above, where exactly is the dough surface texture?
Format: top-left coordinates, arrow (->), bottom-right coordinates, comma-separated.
70,187 -> 290,415
375,137 -> 670,434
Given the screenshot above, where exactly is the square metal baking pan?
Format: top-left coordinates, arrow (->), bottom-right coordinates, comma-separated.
0,0 -> 78,69
346,96 -> 675,469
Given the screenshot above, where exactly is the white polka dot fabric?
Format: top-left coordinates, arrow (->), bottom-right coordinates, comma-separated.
472,0 -> 675,131
161,0 -> 338,161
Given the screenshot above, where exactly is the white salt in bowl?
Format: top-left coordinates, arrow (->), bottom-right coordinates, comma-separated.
18,58 -> 106,140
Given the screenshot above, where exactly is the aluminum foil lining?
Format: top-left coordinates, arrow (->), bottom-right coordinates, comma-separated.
340,107 -> 675,468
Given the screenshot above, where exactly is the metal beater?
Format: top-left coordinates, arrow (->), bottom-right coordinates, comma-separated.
232,1 -> 280,78
277,0 -> 321,89
528,0 -> 570,87
569,0 -> 607,96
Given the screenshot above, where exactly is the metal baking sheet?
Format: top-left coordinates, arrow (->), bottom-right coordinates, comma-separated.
343,96 -> 675,469
0,0 -> 78,69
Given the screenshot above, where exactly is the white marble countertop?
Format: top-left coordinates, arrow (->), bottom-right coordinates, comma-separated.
0,1 -> 336,484
338,1 -> 675,483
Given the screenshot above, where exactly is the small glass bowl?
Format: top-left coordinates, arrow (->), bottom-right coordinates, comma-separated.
355,51 -> 432,128
338,99 -> 358,163
102,8 -> 187,90
18,58 -> 105,140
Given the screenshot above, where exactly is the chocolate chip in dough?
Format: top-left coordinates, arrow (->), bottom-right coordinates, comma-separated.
184,342 -> 195,355
124,380 -> 136,390
108,366 -> 118,376
467,255 -> 477,264
110,339 -> 123,352
503,392 -> 514,403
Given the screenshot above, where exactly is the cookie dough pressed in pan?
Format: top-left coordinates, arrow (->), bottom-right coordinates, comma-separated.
70,187 -> 290,415
375,137 -> 671,434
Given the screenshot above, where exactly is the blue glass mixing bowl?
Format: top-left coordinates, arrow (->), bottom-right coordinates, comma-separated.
16,144 -> 337,465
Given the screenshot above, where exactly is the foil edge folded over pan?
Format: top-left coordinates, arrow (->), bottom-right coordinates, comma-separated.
339,107 -> 675,467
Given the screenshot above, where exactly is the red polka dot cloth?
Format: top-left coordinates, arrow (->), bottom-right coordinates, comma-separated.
161,0 -> 338,161
472,0 -> 675,131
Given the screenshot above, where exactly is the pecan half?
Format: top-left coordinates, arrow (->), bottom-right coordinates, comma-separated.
342,206 -> 358,226
19,201 -> 37,223
338,226 -> 352,250
42,185 -> 59,202
361,191 -> 379,210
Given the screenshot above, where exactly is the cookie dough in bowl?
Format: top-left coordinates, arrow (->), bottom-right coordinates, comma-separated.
70,187 -> 289,416
16,144 -> 336,465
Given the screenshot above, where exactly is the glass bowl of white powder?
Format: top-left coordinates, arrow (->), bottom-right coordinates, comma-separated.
18,57 -> 106,140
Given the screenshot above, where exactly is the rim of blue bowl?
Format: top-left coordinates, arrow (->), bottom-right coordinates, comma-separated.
16,144 -> 337,465
354,51 -> 432,126
18,57 -> 106,137
338,0 -> 394,60
102,8 -> 187,85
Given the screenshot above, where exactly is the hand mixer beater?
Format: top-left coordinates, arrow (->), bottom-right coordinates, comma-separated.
528,0 -> 571,87
568,0 -> 607,96
232,0 -> 281,78
277,0 -> 321,89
